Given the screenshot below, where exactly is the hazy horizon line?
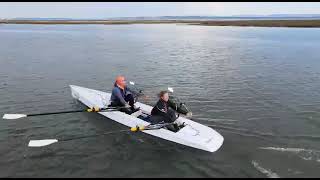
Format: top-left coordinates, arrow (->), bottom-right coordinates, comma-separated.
2,13 -> 320,20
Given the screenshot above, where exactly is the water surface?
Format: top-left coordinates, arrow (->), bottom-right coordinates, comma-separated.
0,24 -> 320,177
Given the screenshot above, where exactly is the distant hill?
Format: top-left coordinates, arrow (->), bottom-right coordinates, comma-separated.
265,14 -> 320,17
6,15 -> 320,21
107,15 -> 320,20
11,18 -> 75,20
232,14 -> 320,18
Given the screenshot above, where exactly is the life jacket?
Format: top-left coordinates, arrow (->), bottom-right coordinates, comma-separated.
151,99 -> 177,123
110,82 -> 130,106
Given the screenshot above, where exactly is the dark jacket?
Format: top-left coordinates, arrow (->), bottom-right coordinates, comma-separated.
110,83 -> 132,106
151,99 -> 177,123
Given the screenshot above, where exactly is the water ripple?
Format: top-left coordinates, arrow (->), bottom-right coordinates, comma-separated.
252,160 -> 280,178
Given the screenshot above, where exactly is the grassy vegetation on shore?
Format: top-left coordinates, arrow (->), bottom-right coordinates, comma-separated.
0,20 -> 192,25
1,19 -> 320,27
191,20 -> 320,28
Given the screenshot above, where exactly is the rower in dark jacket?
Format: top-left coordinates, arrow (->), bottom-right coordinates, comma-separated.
110,76 -> 139,114
150,91 -> 181,132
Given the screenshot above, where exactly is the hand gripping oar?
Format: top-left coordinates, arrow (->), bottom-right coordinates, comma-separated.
28,122 -> 176,147
3,106 -> 128,120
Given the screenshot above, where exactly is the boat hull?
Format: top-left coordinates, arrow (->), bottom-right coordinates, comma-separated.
70,85 -> 224,152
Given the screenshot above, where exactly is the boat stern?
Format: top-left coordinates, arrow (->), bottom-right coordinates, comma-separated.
176,118 -> 224,153
201,129 -> 224,153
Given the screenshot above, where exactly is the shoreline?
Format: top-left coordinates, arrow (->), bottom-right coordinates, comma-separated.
1,19 -> 320,28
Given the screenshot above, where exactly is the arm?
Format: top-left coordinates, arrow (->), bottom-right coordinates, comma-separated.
126,86 -> 140,97
167,98 -> 178,111
167,97 -> 189,115
125,86 -> 132,94
113,88 -> 127,106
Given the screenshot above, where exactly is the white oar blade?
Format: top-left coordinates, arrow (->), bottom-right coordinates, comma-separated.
168,87 -> 174,93
3,114 -> 27,120
28,139 -> 58,147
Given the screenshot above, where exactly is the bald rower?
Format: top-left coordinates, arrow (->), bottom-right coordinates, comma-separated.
110,76 -> 139,114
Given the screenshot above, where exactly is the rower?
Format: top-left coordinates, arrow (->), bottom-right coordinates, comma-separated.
150,91 -> 184,132
109,75 -> 140,114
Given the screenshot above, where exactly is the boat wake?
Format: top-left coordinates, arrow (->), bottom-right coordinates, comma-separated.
252,160 -> 280,178
196,117 -> 238,125
259,147 -> 320,163
205,124 -> 320,141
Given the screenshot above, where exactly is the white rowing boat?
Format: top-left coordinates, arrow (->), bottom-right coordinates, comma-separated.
70,85 -> 224,152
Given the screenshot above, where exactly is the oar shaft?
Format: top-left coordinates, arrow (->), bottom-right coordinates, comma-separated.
26,107 -> 124,117
58,130 -> 130,142
57,123 -> 173,141
28,110 -> 85,117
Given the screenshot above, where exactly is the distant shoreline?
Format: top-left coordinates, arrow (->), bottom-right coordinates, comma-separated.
1,20 -> 320,28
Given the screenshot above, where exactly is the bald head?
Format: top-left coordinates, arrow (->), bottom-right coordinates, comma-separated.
115,75 -> 126,89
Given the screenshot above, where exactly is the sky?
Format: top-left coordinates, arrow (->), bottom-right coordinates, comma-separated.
1,2 -> 320,19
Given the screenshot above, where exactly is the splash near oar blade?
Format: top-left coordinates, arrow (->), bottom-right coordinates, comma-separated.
28,139 -> 58,147
3,114 -> 27,120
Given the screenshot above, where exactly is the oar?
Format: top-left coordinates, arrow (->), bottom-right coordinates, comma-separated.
129,81 -> 147,100
28,130 -> 130,147
2,106 -> 127,120
28,122 -> 175,147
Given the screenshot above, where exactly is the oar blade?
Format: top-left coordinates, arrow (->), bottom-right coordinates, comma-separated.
3,114 -> 27,120
28,139 -> 58,147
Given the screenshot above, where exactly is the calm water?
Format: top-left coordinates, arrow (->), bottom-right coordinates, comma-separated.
0,24 -> 320,178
